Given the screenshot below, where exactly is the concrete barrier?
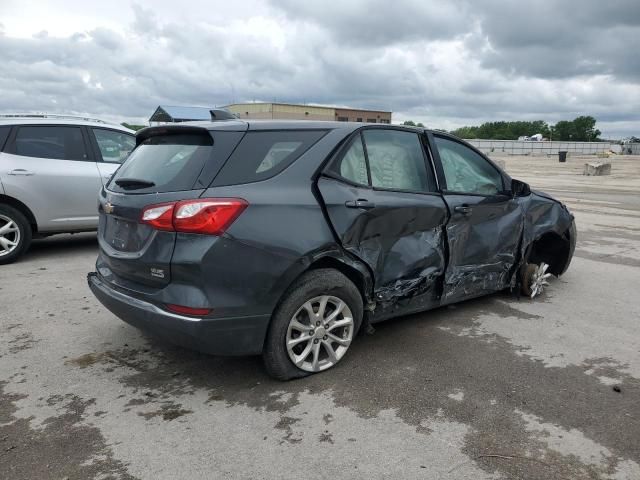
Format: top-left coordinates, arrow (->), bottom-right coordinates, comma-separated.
583,162 -> 612,176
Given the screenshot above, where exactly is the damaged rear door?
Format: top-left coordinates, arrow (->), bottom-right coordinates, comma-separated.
430,134 -> 522,303
318,128 -> 448,319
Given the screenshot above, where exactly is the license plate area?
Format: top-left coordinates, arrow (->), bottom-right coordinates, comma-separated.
104,216 -> 147,252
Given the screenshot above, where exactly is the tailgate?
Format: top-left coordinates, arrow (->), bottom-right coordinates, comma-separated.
96,127 -> 225,289
98,189 -> 205,288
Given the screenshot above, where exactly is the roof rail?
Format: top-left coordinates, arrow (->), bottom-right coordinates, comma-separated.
0,113 -> 116,125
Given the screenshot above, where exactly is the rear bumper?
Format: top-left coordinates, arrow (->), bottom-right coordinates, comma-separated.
88,272 -> 270,356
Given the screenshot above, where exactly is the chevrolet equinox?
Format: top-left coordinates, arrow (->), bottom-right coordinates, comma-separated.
88,116 -> 576,380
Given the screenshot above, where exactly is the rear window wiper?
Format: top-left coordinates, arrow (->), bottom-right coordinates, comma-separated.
114,178 -> 156,190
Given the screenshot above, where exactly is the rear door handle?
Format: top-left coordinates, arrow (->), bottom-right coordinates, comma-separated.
345,199 -> 376,209
8,169 -> 35,176
454,205 -> 472,215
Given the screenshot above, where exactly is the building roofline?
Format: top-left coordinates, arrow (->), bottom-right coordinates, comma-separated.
223,102 -> 391,114
155,105 -> 217,110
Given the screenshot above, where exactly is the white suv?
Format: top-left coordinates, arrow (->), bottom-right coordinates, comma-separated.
0,114 -> 136,264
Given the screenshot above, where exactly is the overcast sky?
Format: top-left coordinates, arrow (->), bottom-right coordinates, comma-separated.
1,0 -> 638,137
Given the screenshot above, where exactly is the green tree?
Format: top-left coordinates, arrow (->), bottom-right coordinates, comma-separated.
451,120 -> 549,140
450,117 -> 602,141
551,116 -> 600,141
551,121 -> 573,141
402,120 -> 425,127
451,126 -> 479,138
571,116 -> 601,141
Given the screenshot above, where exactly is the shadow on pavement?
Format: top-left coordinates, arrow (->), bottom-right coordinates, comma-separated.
24,233 -> 98,261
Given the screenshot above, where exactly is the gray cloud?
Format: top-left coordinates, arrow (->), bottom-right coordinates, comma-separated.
269,0 -> 472,45
0,0 -> 638,137
470,1 -> 640,81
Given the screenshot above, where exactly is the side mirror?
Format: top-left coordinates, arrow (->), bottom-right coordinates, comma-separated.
511,179 -> 531,197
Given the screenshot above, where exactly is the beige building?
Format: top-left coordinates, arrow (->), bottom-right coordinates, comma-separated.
224,102 -> 392,124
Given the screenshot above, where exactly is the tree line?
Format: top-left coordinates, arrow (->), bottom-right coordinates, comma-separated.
449,116 -> 601,141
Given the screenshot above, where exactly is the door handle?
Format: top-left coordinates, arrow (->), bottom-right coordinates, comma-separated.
345,199 -> 376,209
454,205 -> 472,215
8,169 -> 35,176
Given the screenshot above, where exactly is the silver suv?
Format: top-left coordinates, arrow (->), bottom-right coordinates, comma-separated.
0,114 -> 135,264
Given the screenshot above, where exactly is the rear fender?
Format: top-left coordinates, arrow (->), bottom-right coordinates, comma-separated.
269,245 -> 376,313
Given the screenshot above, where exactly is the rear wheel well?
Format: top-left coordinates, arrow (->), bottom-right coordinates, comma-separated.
0,194 -> 37,234
527,232 -> 570,276
307,256 -> 370,304
265,256 -> 372,351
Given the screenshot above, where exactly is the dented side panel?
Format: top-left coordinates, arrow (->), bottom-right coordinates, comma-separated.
317,175 -> 575,318
441,194 -> 523,303
519,190 -> 575,275
441,191 -> 574,303
522,191 -> 573,245
317,176 -> 448,319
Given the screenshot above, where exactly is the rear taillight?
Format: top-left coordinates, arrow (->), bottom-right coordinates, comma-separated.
141,203 -> 175,231
174,199 -> 248,235
141,198 -> 247,235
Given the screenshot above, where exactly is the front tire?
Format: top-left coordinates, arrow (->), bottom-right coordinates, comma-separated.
0,204 -> 32,265
263,269 -> 363,380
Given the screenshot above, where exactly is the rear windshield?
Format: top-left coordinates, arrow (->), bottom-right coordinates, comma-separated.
109,133 -> 212,193
212,130 -> 327,186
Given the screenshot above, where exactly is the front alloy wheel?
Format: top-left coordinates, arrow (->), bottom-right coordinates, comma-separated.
286,295 -> 354,373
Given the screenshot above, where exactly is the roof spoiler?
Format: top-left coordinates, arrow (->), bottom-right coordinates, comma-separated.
135,124 -> 211,144
209,109 -> 237,121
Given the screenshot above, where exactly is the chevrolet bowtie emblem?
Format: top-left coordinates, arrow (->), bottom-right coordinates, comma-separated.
104,202 -> 114,214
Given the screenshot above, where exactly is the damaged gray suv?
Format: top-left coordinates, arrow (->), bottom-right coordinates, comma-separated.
88,119 -> 576,380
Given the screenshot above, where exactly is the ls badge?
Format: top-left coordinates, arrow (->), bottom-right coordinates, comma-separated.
150,268 -> 165,279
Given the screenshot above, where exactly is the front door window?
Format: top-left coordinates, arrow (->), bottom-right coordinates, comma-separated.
434,136 -> 503,195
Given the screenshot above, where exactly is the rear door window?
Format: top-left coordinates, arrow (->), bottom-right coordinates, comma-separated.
109,133 -> 213,193
364,129 -> 434,192
336,135 -> 369,186
212,130 -> 327,186
13,126 -> 88,161
328,129 -> 437,193
92,128 -> 136,163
